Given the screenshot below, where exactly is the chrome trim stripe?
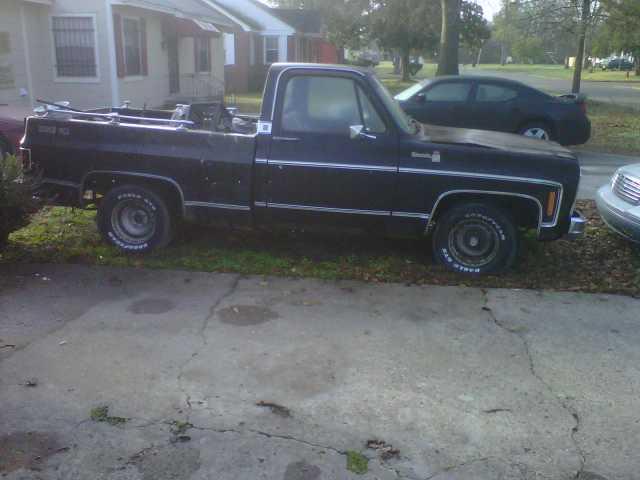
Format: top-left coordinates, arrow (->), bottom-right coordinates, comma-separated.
426,190 -> 545,236
392,211 -> 430,220
400,168 -> 563,226
267,202 -> 390,216
267,159 -> 397,173
270,65 -> 367,121
398,167 -> 563,189
254,158 -> 268,164
41,178 -> 81,189
254,201 -> 267,207
184,201 -> 250,211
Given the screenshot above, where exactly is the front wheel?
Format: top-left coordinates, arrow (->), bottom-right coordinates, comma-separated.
432,203 -> 518,275
97,185 -> 173,253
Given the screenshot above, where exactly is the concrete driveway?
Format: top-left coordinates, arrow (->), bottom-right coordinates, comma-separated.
1,264 -> 638,480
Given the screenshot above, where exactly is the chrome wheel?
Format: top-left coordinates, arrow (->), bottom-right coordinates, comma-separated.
522,127 -> 550,140
111,199 -> 156,245
447,218 -> 500,268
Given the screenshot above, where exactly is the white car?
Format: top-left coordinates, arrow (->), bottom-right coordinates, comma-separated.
596,164 -> 640,243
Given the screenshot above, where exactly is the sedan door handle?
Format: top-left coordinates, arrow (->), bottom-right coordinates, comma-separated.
272,136 -> 300,142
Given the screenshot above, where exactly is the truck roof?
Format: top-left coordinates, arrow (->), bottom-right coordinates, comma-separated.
268,62 -> 371,77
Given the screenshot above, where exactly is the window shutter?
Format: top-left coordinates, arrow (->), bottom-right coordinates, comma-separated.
140,18 -> 148,76
113,13 -> 125,78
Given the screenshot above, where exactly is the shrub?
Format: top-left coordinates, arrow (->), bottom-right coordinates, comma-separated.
0,154 -> 40,248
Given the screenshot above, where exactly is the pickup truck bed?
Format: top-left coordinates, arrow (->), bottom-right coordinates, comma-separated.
22,63 -> 585,275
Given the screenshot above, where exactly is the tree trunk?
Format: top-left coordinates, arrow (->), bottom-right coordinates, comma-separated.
401,51 -> 411,82
571,0 -> 591,94
635,55 -> 640,76
393,53 -> 401,75
437,0 -> 460,76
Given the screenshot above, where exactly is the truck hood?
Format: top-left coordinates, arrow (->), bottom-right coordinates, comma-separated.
420,123 -> 575,159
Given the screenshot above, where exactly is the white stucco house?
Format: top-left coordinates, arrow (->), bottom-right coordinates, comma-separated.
0,0 -> 242,111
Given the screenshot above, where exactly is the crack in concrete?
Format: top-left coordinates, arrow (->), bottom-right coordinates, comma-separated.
175,275 -> 242,421
481,289 -> 587,479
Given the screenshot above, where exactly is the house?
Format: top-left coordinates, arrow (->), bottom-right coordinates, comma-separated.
0,0 -> 242,111
208,0 -> 340,93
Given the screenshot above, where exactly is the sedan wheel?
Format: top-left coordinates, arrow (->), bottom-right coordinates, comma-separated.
520,125 -> 552,141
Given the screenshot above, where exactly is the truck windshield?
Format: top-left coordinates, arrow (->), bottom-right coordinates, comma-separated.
370,75 -> 417,135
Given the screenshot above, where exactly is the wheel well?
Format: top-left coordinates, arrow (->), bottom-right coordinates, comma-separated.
431,192 -> 541,230
83,173 -> 184,217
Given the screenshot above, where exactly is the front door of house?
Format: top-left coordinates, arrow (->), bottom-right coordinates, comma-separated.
168,35 -> 179,94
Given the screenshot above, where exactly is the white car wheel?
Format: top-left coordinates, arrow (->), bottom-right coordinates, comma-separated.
522,127 -> 551,140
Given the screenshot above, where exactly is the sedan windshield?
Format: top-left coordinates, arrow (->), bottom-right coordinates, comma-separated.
394,80 -> 429,102
370,75 -> 418,135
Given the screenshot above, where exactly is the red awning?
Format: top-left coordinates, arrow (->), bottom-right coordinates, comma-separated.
174,18 -> 220,37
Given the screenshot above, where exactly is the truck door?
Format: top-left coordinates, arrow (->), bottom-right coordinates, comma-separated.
265,71 -> 397,221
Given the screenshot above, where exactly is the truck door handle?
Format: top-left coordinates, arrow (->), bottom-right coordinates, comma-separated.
273,136 -> 300,142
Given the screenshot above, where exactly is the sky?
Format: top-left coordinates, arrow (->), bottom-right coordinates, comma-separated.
474,0 -> 501,20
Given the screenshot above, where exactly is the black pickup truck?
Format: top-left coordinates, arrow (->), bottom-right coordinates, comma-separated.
21,63 -> 585,275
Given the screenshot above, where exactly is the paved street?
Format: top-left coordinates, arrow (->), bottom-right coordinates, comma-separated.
461,67 -> 640,108
1,264 -> 639,480
574,151 -> 639,199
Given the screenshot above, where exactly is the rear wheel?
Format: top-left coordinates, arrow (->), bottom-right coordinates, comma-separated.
519,122 -> 553,141
432,203 -> 518,275
97,185 -> 173,253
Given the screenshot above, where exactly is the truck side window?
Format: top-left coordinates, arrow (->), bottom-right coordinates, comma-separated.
357,86 -> 386,133
281,76 -> 360,134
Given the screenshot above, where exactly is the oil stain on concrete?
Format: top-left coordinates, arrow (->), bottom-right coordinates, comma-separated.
128,298 -> 175,315
0,431 -> 64,473
284,460 -> 321,480
218,305 -> 279,326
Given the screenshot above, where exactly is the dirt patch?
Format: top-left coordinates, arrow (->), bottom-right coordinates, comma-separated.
218,305 -> 279,326
128,298 -> 175,315
284,460 -> 321,480
0,431 -> 66,474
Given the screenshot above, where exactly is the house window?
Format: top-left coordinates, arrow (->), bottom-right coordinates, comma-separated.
51,16 -> 97,78
122,17 -> 143,76
264,36 -> 279,64
195,37 -> 211,72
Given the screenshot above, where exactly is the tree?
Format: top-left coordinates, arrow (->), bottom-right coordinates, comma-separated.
437,0 -> 462,75
599,0 -> 640,75
370,0 -> 440,81
459,1 -> 491,66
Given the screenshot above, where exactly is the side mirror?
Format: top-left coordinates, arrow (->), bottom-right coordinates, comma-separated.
350,124 -> 364,139
349,124 -> 377,140
415,92 -> 427,104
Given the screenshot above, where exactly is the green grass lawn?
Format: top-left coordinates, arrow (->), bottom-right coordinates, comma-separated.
579,101 -> 640,156
2,202 -> 639,296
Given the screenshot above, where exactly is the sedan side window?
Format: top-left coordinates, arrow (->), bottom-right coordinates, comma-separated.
424,82 -> 472,102
281,76 -> 361,134
476,84 -> 518,102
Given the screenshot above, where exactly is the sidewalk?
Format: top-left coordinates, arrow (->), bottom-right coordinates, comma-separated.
1,264 -> 638,479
